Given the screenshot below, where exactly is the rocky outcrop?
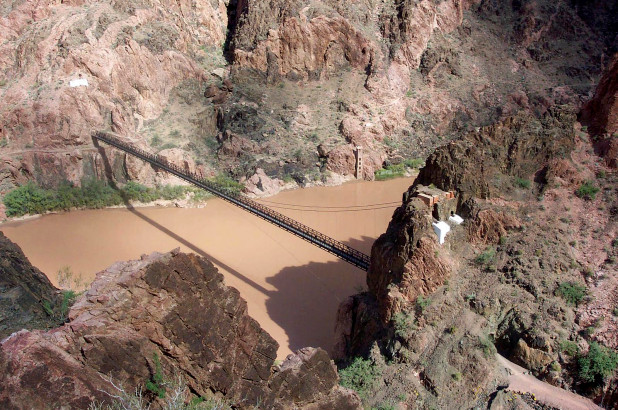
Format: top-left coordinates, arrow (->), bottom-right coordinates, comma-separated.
368,197 -> 451,322
0,231 -> 61,339
580,55 -> 618,168
232,4 -> 374,81
0,249 -> 361,409
416,109 -> 577,207
244,168 -> 286,197
467,207 -> 521,245
580,55 -> 618,136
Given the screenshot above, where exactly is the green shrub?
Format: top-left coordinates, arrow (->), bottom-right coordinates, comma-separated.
575,181 -> 600,200
123,181 -> 158,203
578,342 -> 618,384
403,158 -> 424,169
560,340 -> 579,357
146,353 -> 166,398
556,282 -> 587,306
212,174 -> 244,195
475,247 -> 496,266
515,178 -> 531,189
60,290 -> 77,318
2,180 -> 202,217
3,182 -> 56,216
416,295 -> 431,312
375,164 -> 406,181
338,357 -> 381,401
479,336 -> 496,357
393,311 -> 416,339
157,184 -> 188,200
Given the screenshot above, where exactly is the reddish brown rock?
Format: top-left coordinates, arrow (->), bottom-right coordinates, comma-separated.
0,0 -> 221,191
217,130 -> 261,158
467,208 -> 521,245
416,109 -> 577,206
0,249 -> 361,409
233,12 -> 374,81
244,168 -> 285,197
368,198 -> 450,322
581,55 -> 618,136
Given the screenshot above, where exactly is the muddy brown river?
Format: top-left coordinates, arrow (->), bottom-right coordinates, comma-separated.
1,177 -> 413,358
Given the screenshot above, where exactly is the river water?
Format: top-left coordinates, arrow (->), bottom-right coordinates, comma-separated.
1,177 -> 413,358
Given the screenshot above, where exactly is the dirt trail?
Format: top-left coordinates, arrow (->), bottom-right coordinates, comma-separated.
497,354 -> 601,410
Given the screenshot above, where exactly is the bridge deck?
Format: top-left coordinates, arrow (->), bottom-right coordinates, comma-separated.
93,132 -> 371,271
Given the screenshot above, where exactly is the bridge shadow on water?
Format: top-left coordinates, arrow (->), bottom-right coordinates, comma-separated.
95,137 -> 380,356
93,137 -> 270,294
264,235 -> 375,355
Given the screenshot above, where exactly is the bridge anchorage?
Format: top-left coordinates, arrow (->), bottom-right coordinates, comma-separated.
92,131 -> 371,271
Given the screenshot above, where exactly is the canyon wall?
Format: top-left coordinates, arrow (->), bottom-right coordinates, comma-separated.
1,0 -> 614,221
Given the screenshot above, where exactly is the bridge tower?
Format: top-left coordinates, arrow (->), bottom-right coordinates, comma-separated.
355,146 -> 363,179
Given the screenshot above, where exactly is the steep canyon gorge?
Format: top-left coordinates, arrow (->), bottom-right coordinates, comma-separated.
1,0 -> 618,409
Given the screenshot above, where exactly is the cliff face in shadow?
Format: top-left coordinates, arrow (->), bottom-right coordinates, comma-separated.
0,246 -> 361,409
0,231 -> 62,339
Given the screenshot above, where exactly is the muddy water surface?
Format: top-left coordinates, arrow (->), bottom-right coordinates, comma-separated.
1,177 -> 412,358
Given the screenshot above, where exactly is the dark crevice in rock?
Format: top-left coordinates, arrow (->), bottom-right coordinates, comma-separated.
223,0 -> 241,63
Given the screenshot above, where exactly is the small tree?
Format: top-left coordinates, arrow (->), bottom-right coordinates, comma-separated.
578,342 -> 618,385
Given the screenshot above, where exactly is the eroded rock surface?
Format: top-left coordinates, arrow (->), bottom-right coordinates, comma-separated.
0,231 -> 61,339
0,249 -> 361,409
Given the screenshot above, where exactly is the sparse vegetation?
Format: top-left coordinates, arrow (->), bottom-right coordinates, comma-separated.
2,180 -> 217,217
393,311 -> 416,339
375,164 -> 406,181
60,290 -> 77,318
403,158 -> 424,169
475,246 -> 496,267
555,282 -> 587,306
575,181 -> 600,200
560,340 -> 579,357
515,177 -> 531,189
150,134 -> 162,146
89,372 -> 230,410
577,342 -> 618,385
338,357 -> 381,401
479,336 -> 496,357
416,295 -> 431,313
146,353 -> 166,398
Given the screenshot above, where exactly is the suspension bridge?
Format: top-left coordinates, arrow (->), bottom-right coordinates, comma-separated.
92,131 -> 371,271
